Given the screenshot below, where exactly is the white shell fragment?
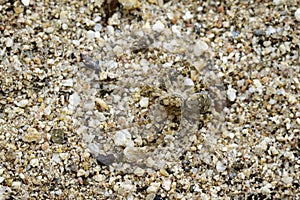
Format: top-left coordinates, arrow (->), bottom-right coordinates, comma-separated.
95,98 -> 109,110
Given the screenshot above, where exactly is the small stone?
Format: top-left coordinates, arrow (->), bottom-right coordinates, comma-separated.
96,154 -> 115,166
23,127 -> 41,143
15,99 -> 29,107
152,20 -> 165,32
114,129 -> 134,147
6,38 -> 13,47
184,77 -> 194,87
93,174 -> 106,182
21,0 -> 30,6
123,147 -> 145,162
118,0 -> 140,10
133,167 -> 145,176
295,8 -> 300,22
139,97 -> 149,108
216,161 -> 226,172
162,179 -> 172,191
30,158 -> 39,167
51,128 -> 67,144
62,79 -> 73,87
227,87 -> 237,101
0,177 -> 4,184
77,169 -> 86,177
193,40 -> 209,56
147,182 -> 161,193
86,30 -> 95,39
69,92 -> 81,107
11,181 -> 22,190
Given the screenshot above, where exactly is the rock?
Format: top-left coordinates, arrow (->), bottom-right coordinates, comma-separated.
69,92 -> 81,107
147,182 -> 161,193
62,79 -> 73,87
162,179 -> 172,191
152,20 -> 165,32
216,161 -> 226,172
119,0 -> 140,10
133,167 -> 145,176
15,99 -> 29,107
227,87 -> 237,102
23,127 -> 42,143
87,30 -> 95,39
193,40 -> 209,56
123,147 -> 145,162
184,77 -> 194,87
30,158 -> 39,167
11,181 -> 22,190
21,0 -> 30,6
6,38 -> 13,47
114,129 -> 134,147
96,154 -> 115,166
295,8 -> 300,22
139,97 -> 149,108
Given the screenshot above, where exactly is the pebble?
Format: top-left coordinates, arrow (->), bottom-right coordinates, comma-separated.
295,8 -> 300,22
114,129 -> 134,147
216,161 -> 226,172
69,92 -> 81,107
30,158 -> 39,167
152,20 -> 165,32
119,0 -> 140,10
5,38 -> 13,47
14,99 -> 29,108
139,97 -> 149,108
62,79 -> 73,87
86,30 -> 96,39
133,167 -> 145,176
184,77 -> 194,87
162,179 -> 172,191
21,0 -> 30,6
193,40 -> 209,56
11,181 -> 22,190
147,182 -> 161,193
96,154 -> 115,166
227,87 -> 237,102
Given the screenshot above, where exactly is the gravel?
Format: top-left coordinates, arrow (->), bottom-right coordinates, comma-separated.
0,0 -> 299,199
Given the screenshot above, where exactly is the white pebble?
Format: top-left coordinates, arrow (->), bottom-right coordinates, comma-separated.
114,129 -> 134,147
21,0 -> 30,6
216,161 -> 226,172
152,20 -> 165,32
193,40 -> 209,56
30,158 -> 39,167
139,97 -> 149,108
124,147 -> 145,162
6,38 -> 13,47
15,99 -> 29,107
69,92 -> 81,107
184,78 -> 194,87
295,8 -> 300,22
62,78 -> 73,87
11,181 -> 22,190
147,182 -> 161,193
86,30 -> 95,39
162,179 -> 172,191
227,87 -> 237,102
134,167 -> 145,176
